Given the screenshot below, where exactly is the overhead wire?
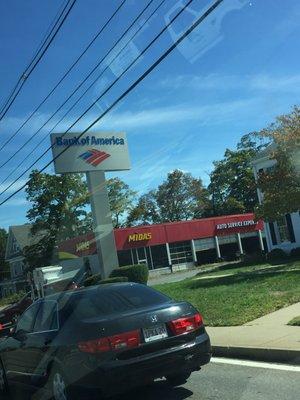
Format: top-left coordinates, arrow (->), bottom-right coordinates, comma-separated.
0,0 -> 127,152
0,0 -> 77,121
0,0 -> 160,174
0,0 -> 72,118
0,0 -> 194,198
0,0 -> 224,206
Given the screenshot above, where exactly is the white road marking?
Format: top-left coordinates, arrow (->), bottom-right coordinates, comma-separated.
211,357 -> 300,372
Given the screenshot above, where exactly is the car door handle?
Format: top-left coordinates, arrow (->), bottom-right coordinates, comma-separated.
44,339 -> 52,346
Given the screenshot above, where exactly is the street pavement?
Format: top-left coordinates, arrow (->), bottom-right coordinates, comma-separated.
116,358 -> 300,400
12,358 -> 300,400
207,302 -> 300,363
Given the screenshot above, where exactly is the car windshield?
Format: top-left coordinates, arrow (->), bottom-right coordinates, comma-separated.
0,1 -> 299,400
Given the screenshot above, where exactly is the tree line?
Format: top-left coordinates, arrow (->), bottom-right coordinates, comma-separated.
0,105 -> 299,274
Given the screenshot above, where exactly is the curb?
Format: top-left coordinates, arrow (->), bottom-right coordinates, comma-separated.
212,345 -> 300,365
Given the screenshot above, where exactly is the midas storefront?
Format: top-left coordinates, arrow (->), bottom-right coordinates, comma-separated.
59,213 -> 265,274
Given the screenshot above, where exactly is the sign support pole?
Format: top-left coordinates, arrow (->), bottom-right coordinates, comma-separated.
86,171 -> 119,279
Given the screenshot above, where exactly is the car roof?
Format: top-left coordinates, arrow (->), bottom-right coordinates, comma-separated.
44,282 -> 140,304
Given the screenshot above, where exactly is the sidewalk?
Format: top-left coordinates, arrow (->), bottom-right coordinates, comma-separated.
149,269 -> 199,286
207,302 -> 300,364
148,261 -> 241,286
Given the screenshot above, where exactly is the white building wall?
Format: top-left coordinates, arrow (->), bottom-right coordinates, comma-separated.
290,212 -> 300,250
253,152 -> 300,253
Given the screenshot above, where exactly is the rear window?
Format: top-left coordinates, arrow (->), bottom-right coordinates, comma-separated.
67,285 -> 171,320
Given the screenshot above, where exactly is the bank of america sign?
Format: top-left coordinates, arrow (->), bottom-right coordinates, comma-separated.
50,132 -> 130,174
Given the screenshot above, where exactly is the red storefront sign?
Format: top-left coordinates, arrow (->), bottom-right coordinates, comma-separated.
59,213 -> 263,258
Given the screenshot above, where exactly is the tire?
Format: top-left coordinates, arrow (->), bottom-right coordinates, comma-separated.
49,368 -> 72,400
0,359 -> 9,398
48,366 -> 96,400
166,372 -> 191,387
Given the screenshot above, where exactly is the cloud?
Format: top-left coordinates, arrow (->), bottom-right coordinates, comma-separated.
250,74 -> 300,92
0,112 -> 51,134
96,97 -> 258,130
0,178 -> 28,195
3,72 -> 298,140
160,73 -> 300,93
5,197 -> 29,207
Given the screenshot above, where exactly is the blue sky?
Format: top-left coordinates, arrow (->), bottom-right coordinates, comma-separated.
0,0 -> 300,229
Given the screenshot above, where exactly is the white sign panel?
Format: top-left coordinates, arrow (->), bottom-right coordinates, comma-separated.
51,132 -> 130,173
216,220 -> 257,230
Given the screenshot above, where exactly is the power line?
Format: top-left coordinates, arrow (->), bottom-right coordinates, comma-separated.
0,0 -> 160,173
0,0 -> 224,207
0,0 -> 165,186
0,0 -> 77,121
0,0 -> 127,153
0,0 -> 193,197
0,0 -> 71,118
28,0 -> 71,69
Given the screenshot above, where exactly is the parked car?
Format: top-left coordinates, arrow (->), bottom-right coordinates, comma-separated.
0,291 -> 33,330
0,282 -> 211,399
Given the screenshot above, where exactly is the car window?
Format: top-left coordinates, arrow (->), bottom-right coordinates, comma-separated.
68,286 -> 171,320
15,303 -> 40,334
33,300 -> 59,333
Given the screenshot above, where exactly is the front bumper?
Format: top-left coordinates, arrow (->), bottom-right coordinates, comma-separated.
73,331 -> 211,396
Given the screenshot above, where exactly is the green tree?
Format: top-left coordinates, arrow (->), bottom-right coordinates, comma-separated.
24,171 -> 91,270
255,106 -> 300,220
127,190 -> 160,226
0,228 -> 10,281
208,133 -> 266,216
127,170 -> 210,225
106,177 -> 136,228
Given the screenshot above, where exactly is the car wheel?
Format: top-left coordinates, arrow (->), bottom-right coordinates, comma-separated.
0,359 -> 8,397
166,372 -> 191,387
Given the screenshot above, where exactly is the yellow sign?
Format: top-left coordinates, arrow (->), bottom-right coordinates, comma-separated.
76,241 -> 90,252
128,233 -> 152,242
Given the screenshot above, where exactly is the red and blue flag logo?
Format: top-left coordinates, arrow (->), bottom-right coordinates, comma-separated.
78,149 -> 110,166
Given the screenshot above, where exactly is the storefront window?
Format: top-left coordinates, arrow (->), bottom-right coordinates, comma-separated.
150,245 -> 169,269
277,217 -> 290,243
169,241 -> 193,265
117,250 -> 133,266
137,247 -> 147,263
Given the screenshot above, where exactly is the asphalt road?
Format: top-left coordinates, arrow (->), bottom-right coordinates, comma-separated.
6,358 -> 300,400
116,358 -> 300,400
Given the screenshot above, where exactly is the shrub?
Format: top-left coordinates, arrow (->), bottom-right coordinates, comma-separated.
84,273 -> 102,287
288,316 -> 300,326
84,274 -> 129,287
241,252 -> 266,266
110,264 -> 149,284
0,291 -> 26,307
99,277 -> 129,285
266,248 -> 287,263
290,247 -> 300,260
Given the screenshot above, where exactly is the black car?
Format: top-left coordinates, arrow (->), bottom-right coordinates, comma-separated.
0,292 -> 33,333
0,283 -> 211,399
